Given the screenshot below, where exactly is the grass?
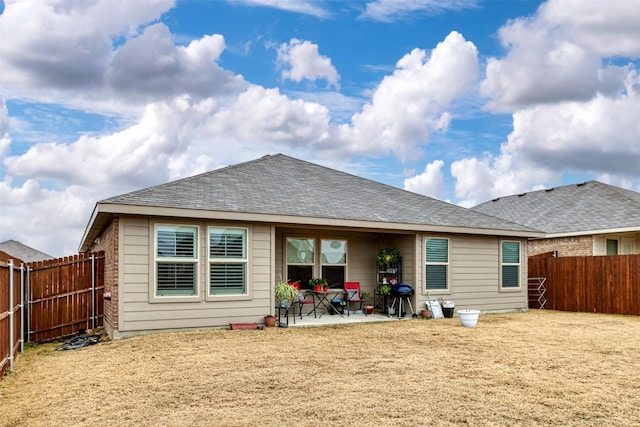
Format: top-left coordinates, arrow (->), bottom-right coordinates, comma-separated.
1,310 -> 639,426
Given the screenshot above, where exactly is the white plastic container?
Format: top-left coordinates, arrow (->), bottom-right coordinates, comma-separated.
458,309 -> 480,327
427,300 -> 444,319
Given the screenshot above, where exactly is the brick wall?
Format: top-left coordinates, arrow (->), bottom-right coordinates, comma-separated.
88,217 -> 119,333
529,235 -> 593,257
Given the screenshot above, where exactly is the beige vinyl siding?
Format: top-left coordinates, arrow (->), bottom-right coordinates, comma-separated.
416,234 -> 528,312
344,233 -> 378,294
117,216 -> 272,336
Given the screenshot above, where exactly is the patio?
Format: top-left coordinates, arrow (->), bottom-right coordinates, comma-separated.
275,309 -> 409,327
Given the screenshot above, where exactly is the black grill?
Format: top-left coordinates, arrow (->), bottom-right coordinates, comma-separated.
392,283 -> 414,297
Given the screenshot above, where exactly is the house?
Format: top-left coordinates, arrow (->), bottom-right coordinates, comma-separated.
471,181 -> 640,257
0,240 -> 53,263
79,154 -> 543,338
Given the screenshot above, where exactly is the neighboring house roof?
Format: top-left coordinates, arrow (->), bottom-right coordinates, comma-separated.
0,240 -> 54,263
471,181 -> 640,237
80,154 -> 542,251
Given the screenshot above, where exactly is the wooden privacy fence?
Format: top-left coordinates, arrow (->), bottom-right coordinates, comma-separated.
528,253 -> 640,316
28,252 -> 105,342
1,250 -> 104,378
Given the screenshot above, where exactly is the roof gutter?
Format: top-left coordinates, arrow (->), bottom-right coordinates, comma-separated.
540,225 -> 640,239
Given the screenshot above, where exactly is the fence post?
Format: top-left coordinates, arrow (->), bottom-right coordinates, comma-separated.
8,259 -> 14,371
91,254 -> 96,330
20,263 -> 24,353
26,265 -> 31,344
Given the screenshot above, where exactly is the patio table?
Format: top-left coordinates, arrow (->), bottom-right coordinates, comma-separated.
307,289 -> 346,317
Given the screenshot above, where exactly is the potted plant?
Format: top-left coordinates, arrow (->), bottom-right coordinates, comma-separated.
379,283 -> 392,295
309,277 -> 328,292
377,247 -> 400,267
361,291 -> 374,315
420,308 -> 433,319
274,281 -> 298,308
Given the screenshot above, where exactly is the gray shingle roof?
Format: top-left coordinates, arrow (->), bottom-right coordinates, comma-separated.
0,240 -> 54,262
99,154 -> 538,233
472,181 -> 640,235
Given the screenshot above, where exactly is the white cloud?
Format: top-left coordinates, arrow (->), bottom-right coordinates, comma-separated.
208,86 -> 331,145
452,83 -> 640,206
5,96 -> 220,191
0,98 -> 9,158
403,160 -> 444,199
452,0 -> 640,207
541,0 -> 640,57
337,31 -> 478,161
276,39 -> 340,89
107,25 -> 243,102
229,0 -> 330,18
361,0 -> 478,22
0,0 -> 245,114
480,0 -> 640,112
0,179 -> 96,256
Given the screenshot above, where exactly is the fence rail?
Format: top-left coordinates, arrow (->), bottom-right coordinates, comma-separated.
528,253 -> 640,315
1,250 -> 104,378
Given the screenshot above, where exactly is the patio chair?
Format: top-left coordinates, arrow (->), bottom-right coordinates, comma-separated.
344,281 -> 365,316
289,281 -> 316,319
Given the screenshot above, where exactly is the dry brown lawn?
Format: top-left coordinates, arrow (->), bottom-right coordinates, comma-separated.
1,310 -> 639,426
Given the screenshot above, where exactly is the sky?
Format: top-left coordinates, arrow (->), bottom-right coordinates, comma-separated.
1,0 -> 640,257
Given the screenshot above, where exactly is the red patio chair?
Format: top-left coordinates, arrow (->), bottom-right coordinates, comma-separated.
289,281 -> 316,319
344,281 -> 366,316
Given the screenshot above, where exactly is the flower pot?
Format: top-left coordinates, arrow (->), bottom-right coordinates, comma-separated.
420,309 -> 432,319
364,306 -> 374,315
458,309 -> 480,327
323,286 -> 328,292
315,284 -> 322,292
264,315 -> 277,327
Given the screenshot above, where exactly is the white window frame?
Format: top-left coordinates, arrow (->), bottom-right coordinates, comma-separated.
425,237 -> 449,292
151,223 -> 201,303
500,240 -> 521,290
320,238 -> 347,286
285,236 -> 316,283
207,226 -> 250,300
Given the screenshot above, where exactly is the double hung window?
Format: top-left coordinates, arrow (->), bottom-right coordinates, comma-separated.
286,238 -> 315,287
155,225 -> 198,296
425,237 -> 448,290
209,228 -> 247,295
321,239 -> 346,286
501,241 -> 521,288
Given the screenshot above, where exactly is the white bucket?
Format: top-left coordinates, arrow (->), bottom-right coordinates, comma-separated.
458,309 -> 480,327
